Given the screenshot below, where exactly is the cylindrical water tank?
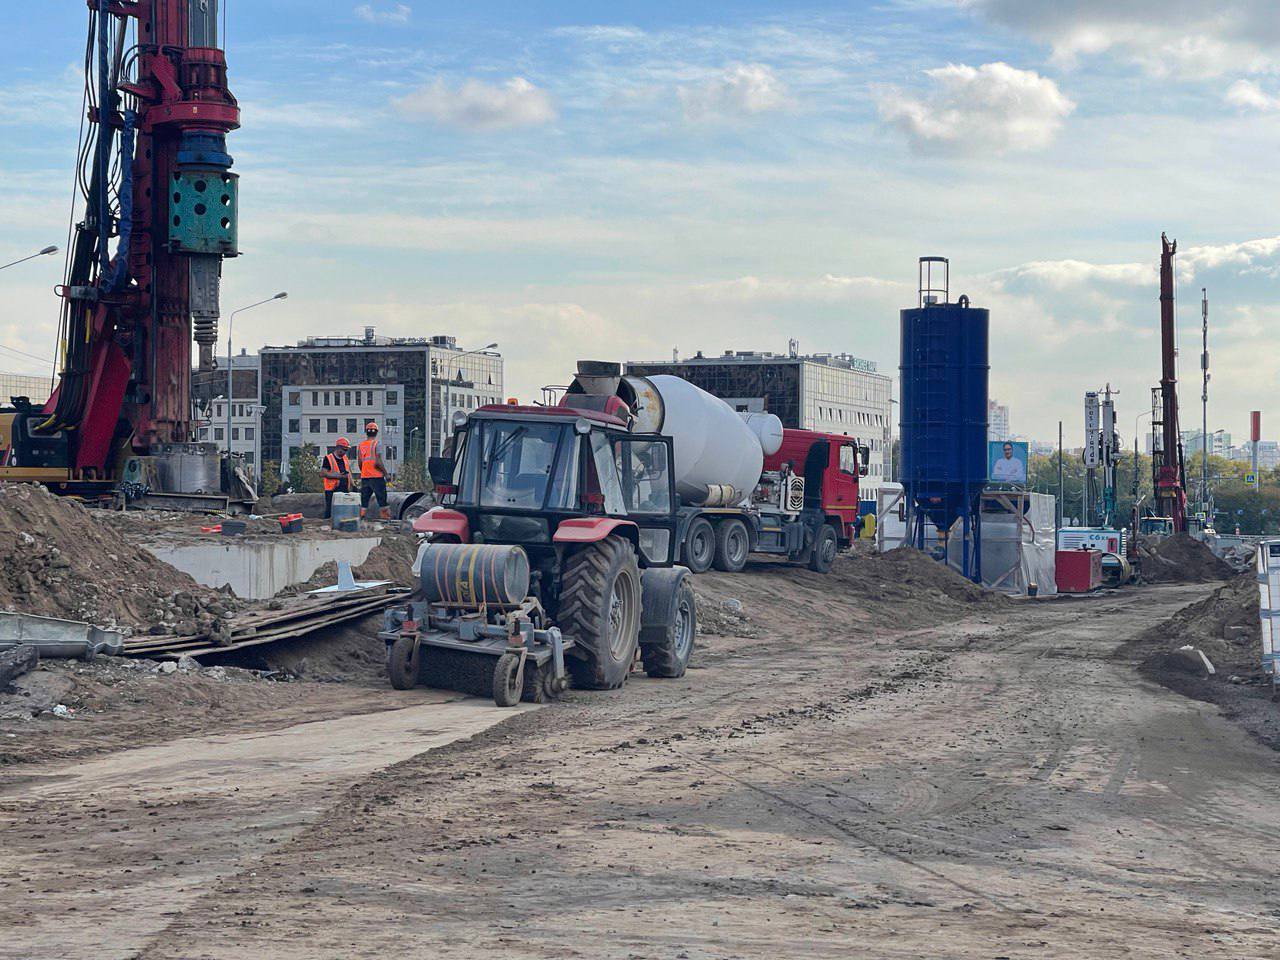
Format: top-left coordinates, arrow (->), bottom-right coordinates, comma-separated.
624,375 -> 766,507
899,299 -> 990,530
419,543 -> 531,607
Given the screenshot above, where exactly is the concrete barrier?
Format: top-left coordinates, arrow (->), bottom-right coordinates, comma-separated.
144,536 -> 383,599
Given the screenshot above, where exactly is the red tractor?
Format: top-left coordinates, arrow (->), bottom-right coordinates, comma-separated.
381,401 -> 695,706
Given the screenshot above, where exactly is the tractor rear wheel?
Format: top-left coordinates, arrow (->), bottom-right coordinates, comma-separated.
712,518 -> 750,573
683,517 -> 715,573
559,536 -> 641,690
387,635 -> 421,690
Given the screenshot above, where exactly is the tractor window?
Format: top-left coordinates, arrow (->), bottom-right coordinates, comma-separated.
614,439 -> 672,516
474,421 -> 567,510
588,431 -> 627,516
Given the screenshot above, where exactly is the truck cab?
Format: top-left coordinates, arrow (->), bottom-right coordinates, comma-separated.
763,429 -> 867,545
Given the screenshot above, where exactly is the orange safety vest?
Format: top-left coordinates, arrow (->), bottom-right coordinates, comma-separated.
322,453 -> 350,492
358,438 -> 383,479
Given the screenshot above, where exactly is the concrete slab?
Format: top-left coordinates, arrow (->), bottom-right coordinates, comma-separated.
143,536 -> 383,599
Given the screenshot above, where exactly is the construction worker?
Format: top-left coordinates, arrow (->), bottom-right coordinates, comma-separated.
358,421 -> 390,520
320,438 -> 353,519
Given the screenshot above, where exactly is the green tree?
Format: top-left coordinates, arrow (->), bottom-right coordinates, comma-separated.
396,448 -> 431,492
286,443 -> 324,493
258,460 -> 282,498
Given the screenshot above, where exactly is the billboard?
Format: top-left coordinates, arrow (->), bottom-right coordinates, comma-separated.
988,440 -> 1029,484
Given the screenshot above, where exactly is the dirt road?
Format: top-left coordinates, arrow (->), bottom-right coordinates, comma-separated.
4,566 -> 1277,958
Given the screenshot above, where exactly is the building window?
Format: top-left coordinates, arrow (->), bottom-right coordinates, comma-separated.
327,418 -> 338,433
245,453 -> 255,465
387,418 -> 398,428
214,428 -> 224,441
346,418 -> 357,433
387,446 -> 398,460
288,419 -> 300,433
345,390 -> 352,406
387,390 -> 398,405
366,390 -> 374,405
323,391 -> 331,406
309,418 -> 321,433
289,391 -> 300,405
232,427 -> 240,441
311,391 -> 318,405
246,428 -> 255,441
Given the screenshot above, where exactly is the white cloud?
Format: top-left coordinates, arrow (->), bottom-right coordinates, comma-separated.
679,64 -> 788,123
355,3 -> 411,25
965,1 -> 1280,78
689,274 -> 906,304
394,77 -> 556,130
1226,79 -> 1280,111
878,62 -> 1074,154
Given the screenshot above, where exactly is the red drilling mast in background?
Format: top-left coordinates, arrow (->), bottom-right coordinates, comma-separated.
1152,233 -> 1187,532
1,1 -> 240,495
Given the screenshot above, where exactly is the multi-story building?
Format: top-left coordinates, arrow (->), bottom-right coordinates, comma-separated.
1182,429 -> 1232,459
1229,441 -> 1280,471
194,350 -> 262,472
0,372 -> 52,405
987,400 -> 1010,443
626,348 -> 893,491
259,329 -> 502,476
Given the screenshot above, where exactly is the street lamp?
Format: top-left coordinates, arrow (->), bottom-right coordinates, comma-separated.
439,342 -> 498,453
0,246 -> 58,272
225,292 -> 287,459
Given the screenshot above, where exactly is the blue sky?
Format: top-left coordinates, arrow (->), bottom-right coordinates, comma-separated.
2,1 -> 1278,443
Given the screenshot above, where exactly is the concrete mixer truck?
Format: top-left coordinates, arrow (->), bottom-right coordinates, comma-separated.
561,363 -> 869,575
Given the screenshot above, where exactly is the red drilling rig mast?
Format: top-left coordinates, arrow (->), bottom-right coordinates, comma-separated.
0,0 -> 240,500
1151,233 -> 1187,532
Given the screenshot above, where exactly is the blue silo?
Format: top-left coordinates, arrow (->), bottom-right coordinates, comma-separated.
899,257 -> 990,580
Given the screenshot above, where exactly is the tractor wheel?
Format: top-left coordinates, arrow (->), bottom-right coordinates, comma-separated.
492,652 -> 523,707
712,518 -> 750,573
559,536 -> 642,690
387,635 -> 421,690
808,524 -> 838,573
683,517 -> 715,573
640,568 -> 697,679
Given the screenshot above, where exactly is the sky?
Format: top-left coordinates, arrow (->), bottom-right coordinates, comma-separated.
1,0 -> 1278,445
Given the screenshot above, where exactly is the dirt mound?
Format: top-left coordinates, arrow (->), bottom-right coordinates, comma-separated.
1140,575 -> 1261,677
0,483 -> 243,633
1137,533 -> 1235,583
217,613 -> 388,683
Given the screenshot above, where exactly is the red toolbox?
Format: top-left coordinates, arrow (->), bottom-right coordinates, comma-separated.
1055,548 -> 1102,593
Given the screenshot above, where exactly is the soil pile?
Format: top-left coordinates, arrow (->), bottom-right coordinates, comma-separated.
1137,533 -> 1235,583
1141,574 -> 1262,677
0,484 -> 243,633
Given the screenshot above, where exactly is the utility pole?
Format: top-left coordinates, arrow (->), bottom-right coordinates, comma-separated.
1201,288 -> 1209,521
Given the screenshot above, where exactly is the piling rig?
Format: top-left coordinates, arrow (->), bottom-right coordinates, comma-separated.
1149,233 -> 1187,534
0,1 -> 244,506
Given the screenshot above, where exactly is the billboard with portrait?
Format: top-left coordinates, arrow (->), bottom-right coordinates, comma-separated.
988,440 -> 1028,485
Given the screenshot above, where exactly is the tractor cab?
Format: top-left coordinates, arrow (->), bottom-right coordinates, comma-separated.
425,404 -> 678,569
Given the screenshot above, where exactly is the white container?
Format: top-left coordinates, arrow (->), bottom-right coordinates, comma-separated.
625,374 -> 765,508
331,491 -> 361,530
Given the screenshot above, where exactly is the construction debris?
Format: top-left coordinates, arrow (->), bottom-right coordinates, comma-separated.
0,483 -> 245,633
0,645 -> 38,688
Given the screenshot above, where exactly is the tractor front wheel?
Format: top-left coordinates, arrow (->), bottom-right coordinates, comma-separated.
559,536 -> 642,690
387,635 -> 421,690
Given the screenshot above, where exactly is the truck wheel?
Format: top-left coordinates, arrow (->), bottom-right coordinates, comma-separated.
808,525 -> 838,573
712,518 -> 750,573
640,568 -> 697,678
559,536 -> 641,690
492,652 -> 523,707
387,636 -> 421,689
683,517 -> 715,573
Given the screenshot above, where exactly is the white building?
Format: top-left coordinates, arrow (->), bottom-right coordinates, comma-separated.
194,350 -> 262,474
1183,429 -> 1232,459
626,348 -> 893,493
987,400 -> 1010,442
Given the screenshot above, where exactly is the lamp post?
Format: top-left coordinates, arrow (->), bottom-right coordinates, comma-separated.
225,293 -> 287,459
0,245 -> 58,272
439,342 -> 497,453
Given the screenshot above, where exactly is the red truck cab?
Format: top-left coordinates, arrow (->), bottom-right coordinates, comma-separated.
764,429 -> 867,545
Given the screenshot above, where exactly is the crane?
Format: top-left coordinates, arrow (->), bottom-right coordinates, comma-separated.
0,0 -> 241,504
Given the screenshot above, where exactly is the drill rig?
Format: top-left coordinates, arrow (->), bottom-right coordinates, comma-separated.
0,0 -> 246,507
1147,233 -> 1187,534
